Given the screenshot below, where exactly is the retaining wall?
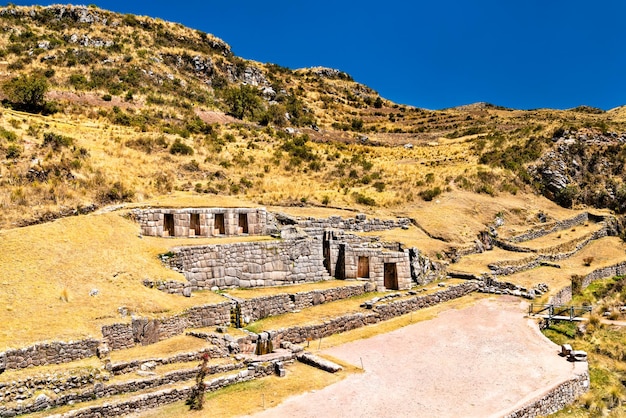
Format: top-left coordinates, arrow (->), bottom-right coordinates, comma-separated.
165,237 -> 330,290
234,283 -> 374,324
267,282 -> 479,346
502,370 -> 589,418
507,213 -> 589,243
102,302 -> 231,350
38,362 -> 277,418
0,339 -> 100,372
548,261 -> 626,305
295,214 -> 410,232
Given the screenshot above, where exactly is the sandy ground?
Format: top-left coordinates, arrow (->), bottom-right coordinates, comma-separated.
248,296 -> 586,418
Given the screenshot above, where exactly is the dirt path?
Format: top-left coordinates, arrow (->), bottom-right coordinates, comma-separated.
248,296 -> 586,418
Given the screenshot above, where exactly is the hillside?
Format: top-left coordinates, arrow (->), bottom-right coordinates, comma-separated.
0,4 -> 625,231
2,4 -> 626,418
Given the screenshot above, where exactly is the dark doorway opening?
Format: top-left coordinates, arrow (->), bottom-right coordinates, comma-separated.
214,213 -> 225,235
239,213 -> 249,234
358,256 -> 370,278
335,244 -> 346,280
164,213 -> 175,237
384,263 -> 398,290
190,213 -> 201,236
323,231 -> 332,275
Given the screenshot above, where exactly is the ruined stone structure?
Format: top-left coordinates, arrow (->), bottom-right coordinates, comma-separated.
142,209 -> 422,291
133,208 -> 267,237
321,229 -> 412,290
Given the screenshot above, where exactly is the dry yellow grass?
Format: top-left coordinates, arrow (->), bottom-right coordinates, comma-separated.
0,211 -> 229,351
108,335 -> 211,363
224,279 -> 363,299
134,361 -> 352,418
503,237 -> 626,297
245,279 -> 467,333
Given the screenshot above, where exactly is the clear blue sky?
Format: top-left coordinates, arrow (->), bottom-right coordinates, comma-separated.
5,1 -> 626,110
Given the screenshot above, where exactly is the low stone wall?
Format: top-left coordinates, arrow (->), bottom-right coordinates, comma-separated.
229,283 -> 374,324
267,282 -> 479,345
489,228 -> 609,276
548,261 -> 626,305
0,366 -> 106,403
549,286 -> 573,306
508,213 -> 589,243
142,278 -> 189,295
0,339 -> 100,372
295,214 -> 410,232
101,323 -> 135,351
108,348 -> 229,375
166,237 -> 329,290
502,370 -> 589,418
44,362 -> 277,418
494,226 -> 607,257
103,302 -> 231,350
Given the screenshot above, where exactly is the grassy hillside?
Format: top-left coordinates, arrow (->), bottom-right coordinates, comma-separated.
0,4 -> 625,230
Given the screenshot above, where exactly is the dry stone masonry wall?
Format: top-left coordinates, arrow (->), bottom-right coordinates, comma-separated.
267,282 -> 479,346
294,213 -> 410,232
132,208 -> 267,238
0,339 -> 100,372
502,370 -> 589,418
165,237 -> 330,289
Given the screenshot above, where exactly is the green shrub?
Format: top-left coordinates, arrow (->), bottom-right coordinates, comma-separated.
353,192 -> 376,206
42,132 -> 73,150
170,139 -> 194,155
6,144 -> 21,159
419,187 -> 442,201
2,74 -> 49,112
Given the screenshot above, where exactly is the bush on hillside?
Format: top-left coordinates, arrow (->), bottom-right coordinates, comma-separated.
2,74 -> 49,113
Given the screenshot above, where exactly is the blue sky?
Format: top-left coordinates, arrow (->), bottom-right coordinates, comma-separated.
4,1 -> 626,110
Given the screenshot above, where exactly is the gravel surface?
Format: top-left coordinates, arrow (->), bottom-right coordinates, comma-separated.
248,296 -> 585,418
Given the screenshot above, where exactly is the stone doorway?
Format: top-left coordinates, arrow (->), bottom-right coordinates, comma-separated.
190,213 -> 201,236
335,244 -> 346,280
164,213 -> 175,237
323,231 -> 331,275
238,213 -> 249,234
214,213 -> 225,235
384,263 -> 398,290
358,256 -> 370,278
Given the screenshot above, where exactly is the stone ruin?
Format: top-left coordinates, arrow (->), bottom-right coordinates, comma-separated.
132,208 -> 267,238
138,208 -> 435,292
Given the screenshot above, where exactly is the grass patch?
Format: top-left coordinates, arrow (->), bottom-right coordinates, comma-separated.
225,279 -> 364,299
108,335 -> 211,363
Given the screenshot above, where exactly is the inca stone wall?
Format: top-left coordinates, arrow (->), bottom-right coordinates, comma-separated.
165,237 -> 330,289
35,362 -> 278,418
507,212 -> 590,243
321,229 -> 412,290
295,214 -> 411,232
267,282 -> 479,346
132,208 -> 267,238
549,261 -> 626,305
232,283 -> 375,324
0,339 -> 100,372
102,302 -> 231,350
502,370 -> 589,418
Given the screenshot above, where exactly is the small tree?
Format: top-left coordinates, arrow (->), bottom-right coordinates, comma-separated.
186,353 -> 210,410
2,74 -> 48,112
223,84 -> 263,120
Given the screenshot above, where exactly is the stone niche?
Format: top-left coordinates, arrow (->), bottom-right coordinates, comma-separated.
133,208 -> 267,238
